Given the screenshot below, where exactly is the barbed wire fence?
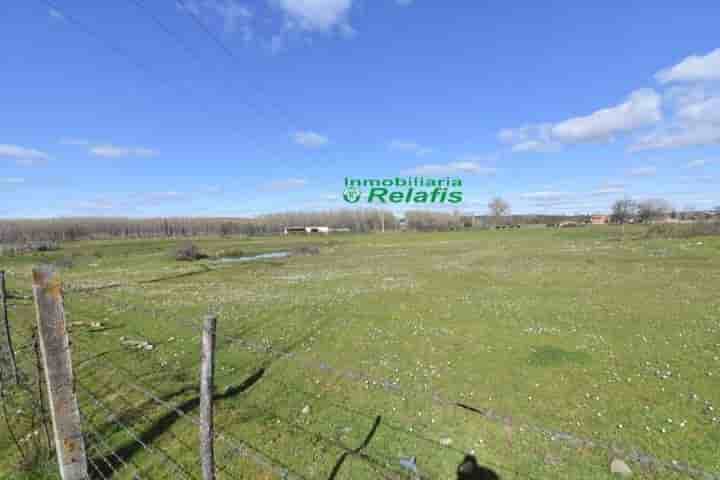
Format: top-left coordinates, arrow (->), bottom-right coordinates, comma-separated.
2,265 -> 718,480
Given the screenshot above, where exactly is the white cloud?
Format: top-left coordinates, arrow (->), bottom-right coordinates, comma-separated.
0,144 -> 50,166
75,199 -> 117,211
498,124 -> 560,152
0,177 -> 25,184
89,145 -> 158,158
293,130 -> 328,147
208,0 -> 252,33
630,125 -> 720,151
179,0 -> 253,34
139,191 -> 187,204
60,138 -> 90,145
629,83 -> 720,151
590,186 -> 624,196
500,89 -> 662,150
48,8 -> 64,20
389,140 -> 432,156
273,0 -> 353,32
512,139 -> 561,153
686,159 -> 710,168
262,178 -> 308,191
201,185 -> 224,194
676,96 -> 720,124
655,48 -> 720,84
551,89 -> 662,143
627,166 -> 657,177
404,162 -> 496,176
679,175 -> 716,184
520,191 -> 570,200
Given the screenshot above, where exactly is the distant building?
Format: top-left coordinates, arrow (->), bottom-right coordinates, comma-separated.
591,214 -> 609,225
283,226 -> 331,235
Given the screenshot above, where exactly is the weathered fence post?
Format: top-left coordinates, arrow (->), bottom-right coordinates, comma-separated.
0,271 -> 19,385
32,266 -> 88,480
200,314 -> 217,480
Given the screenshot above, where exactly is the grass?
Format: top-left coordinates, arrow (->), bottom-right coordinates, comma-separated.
1,226 -> 719,479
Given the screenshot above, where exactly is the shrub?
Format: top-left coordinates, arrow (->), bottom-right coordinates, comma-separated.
174,242 -> 207,261
645,222 -> 720,239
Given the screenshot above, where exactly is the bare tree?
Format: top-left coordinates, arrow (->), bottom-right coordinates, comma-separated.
637,198 -> 672,223
610,198 -> 637,224
405,210 -> 462,231
488,197 -> 511,224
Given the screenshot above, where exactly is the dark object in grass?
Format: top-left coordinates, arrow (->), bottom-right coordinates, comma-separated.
457,455 -> 500,480
174,242 -> 208,261
293,246 -> 320,256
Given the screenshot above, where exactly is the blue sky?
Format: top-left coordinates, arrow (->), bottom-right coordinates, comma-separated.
1,0 -> 719,218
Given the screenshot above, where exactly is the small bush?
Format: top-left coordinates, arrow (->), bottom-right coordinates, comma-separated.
174,242 -> 207,261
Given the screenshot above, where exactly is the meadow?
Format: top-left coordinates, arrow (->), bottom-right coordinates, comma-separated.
1,226 -> 719,479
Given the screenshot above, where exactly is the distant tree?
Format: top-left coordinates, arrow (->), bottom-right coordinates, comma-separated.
610,198 -> 637,224
219,221 -> 233,236
488,197 -> 511,224
637,198 -> 672,223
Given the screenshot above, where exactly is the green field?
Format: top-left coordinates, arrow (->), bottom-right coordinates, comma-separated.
2,227 -> 719,479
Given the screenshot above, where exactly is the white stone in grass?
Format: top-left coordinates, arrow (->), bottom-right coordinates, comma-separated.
301,405 -> 310,415
440,437 -> 452,446
610,458 -> 632,477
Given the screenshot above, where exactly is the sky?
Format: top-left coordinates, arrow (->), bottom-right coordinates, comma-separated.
1,0 -> 720,218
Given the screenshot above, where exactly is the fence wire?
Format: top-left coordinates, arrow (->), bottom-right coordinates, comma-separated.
3,271 -> 718,480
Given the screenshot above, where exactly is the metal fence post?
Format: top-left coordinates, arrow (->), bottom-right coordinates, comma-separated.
32,266 -> 88,480
200,314 -> 217,480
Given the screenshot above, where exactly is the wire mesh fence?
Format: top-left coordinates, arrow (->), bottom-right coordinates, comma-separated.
1,265 -> 718,480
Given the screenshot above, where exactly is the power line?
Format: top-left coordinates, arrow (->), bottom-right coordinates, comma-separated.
43,0 -> 337,184
128,0 -> 202,62
40,0 -> 162,82
175,0 -> 240,62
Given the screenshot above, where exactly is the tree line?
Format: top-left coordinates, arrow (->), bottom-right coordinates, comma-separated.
4,199 -> 715,243
611,198 -> 720,224
0,210 -> 398,243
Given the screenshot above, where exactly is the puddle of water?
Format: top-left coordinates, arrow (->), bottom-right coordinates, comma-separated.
217,251 -> 290,263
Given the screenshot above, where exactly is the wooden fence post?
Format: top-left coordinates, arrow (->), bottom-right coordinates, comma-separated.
200,315 -> 217,480
32,266 -> 88,480
0,271 -> 19,385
